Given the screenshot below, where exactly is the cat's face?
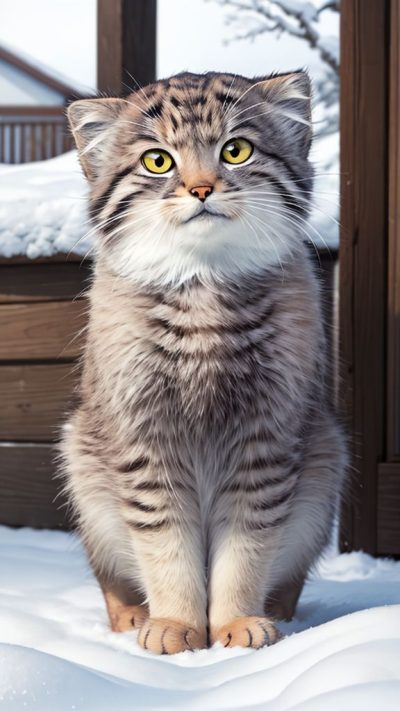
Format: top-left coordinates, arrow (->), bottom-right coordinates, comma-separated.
69,71 -> 313,285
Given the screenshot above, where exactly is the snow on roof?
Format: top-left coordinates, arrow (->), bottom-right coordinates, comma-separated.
0,151 -> 92,259
0,39 -> 94,97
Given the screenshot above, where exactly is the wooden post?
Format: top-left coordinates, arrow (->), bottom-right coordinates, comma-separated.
97,0 -> 157,95
339,0 -> 390,554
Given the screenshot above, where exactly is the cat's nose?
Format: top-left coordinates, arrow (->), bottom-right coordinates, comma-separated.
189,185 -> 214,202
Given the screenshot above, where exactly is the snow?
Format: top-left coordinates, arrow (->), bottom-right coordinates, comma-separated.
1,525 -> 399,710
0,142 -> 338,260
0,151 -> 90,259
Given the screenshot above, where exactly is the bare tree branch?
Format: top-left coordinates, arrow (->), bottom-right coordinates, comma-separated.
209,0 -> 339,136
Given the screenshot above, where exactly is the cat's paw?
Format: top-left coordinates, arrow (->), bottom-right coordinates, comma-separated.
211,616 -> 281,649
137,617 -> 207,654
110,603 -> 149,632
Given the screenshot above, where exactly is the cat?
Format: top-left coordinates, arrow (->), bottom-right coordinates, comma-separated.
61,70 -> 347,654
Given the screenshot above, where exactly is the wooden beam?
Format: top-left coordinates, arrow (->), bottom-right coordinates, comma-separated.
97,0 -> 157,95
339,0 -> 390,554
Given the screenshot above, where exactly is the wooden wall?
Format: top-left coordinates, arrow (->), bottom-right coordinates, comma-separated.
0,257 -> 90,528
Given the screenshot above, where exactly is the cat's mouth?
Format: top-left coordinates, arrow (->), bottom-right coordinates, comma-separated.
182,207 -> 230,225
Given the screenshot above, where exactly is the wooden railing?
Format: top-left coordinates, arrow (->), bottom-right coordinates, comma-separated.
0,106 -> 74,164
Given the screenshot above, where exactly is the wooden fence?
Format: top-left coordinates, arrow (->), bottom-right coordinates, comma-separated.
0,106 -> 74,164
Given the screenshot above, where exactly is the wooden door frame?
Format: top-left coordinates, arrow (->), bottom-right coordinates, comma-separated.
339,0 -> 392,554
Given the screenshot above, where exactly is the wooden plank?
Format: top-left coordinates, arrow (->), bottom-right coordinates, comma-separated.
0,254 -> 83,265
339,0 -> 390,554
0,262 -> 91,303
387,0 -> 400,461
0,444 -> 69,529
0,106 -> 67,118
377,463 -> 400,555
97,0 -> 156,95
0,301 -> 87,360
0,364 -> 79,441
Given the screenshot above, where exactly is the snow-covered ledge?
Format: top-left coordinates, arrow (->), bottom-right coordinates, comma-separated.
0,151 -> 91,260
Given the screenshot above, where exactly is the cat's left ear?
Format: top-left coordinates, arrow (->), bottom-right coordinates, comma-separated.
257,71 -> 312,157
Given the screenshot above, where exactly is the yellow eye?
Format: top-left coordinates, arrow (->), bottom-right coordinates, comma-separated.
141,149 -> 174,174
221,138 -> 253,165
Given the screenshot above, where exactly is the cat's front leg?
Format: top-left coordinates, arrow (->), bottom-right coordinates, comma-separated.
207,524 -> 282,649
207,467 -> 295,648
121,477 -> 208,654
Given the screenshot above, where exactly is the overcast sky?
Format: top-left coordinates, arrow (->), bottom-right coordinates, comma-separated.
0,0 -> 338,90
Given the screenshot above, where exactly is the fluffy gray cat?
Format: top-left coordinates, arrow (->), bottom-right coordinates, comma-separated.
61,70 -> 347,654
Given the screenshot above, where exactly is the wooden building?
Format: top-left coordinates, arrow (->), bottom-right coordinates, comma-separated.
0,42 -> 84,163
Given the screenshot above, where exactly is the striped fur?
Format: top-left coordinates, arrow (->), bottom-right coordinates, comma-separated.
61,71 -> 347,654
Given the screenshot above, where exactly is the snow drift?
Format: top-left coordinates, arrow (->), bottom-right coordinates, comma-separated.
0,525 -> 399,710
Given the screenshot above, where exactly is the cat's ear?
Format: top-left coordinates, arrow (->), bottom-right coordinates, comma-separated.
256,71 -> 312,157
67,98 -> 125,181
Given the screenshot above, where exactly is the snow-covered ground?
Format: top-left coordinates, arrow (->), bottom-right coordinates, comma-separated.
0,141 -> 339,260
0,525 -> 399,710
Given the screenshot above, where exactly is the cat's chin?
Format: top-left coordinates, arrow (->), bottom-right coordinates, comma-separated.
179,212 -> 233,237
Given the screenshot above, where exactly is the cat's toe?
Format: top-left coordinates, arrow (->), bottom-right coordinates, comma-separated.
212,616 -> 281,649
137,617 -> 207,654
109,603 -> 149,632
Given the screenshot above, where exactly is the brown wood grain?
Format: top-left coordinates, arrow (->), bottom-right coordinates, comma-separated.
377,462 -> 400,555
0,444 -> 69,528
0,364 -> 79,441
97,0 -> 156,95
0,300 -> 87,360
0,262 -> 92,303
388,0 -> 400,462
339,0 -> 390,554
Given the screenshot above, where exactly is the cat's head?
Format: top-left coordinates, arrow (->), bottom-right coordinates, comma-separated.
68,71 -> 313,285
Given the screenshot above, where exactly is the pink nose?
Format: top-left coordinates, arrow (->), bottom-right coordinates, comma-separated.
189,185 -> 214,202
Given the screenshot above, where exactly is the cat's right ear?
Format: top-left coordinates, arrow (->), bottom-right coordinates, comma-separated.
67,98 -> 125,181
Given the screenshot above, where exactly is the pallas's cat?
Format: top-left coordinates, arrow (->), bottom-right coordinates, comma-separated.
62,71 -> 346,654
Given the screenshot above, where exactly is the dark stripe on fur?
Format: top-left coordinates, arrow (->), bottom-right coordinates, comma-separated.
246,513 -> 289,530
128,520 -> 170,532
253,171 -> 306,217
143,100 -> 163,119
102,191 -> 143,236
252,488 -> 293,511
118,456 -> 149,473
221,470 -> 296,494
125,499 -> 160,513
215,92 -> 234,106
149,303 -> 274,339
256,147 -> 302,187
90,166 -> 133,220
134,480 -> 187,491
